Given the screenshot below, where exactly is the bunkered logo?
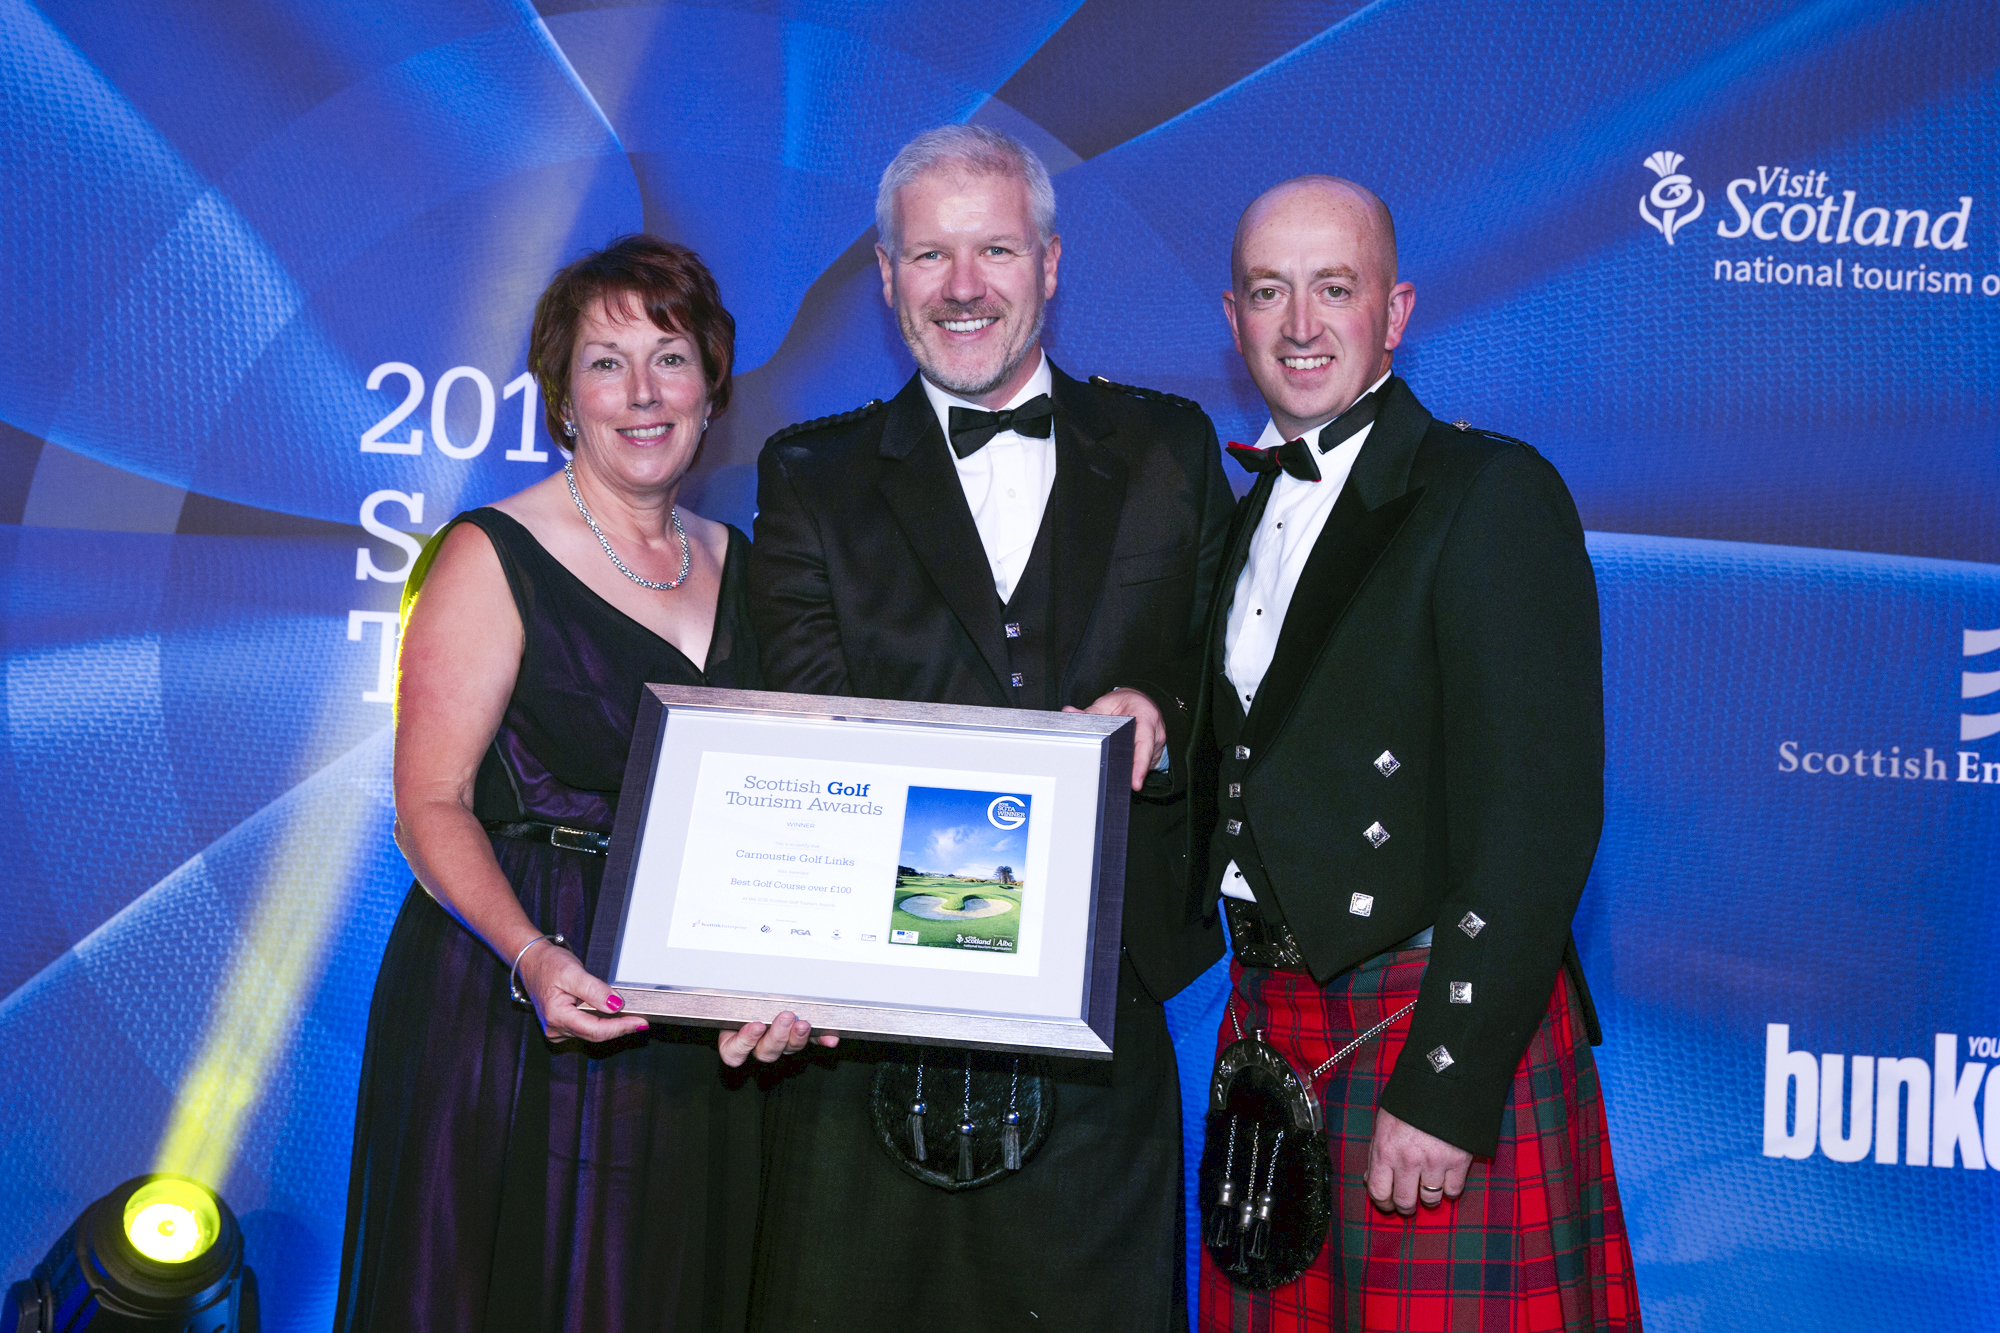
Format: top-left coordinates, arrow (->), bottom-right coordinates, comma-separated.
1764,1024 -> 1998,1170
1776,625 -> 2000,787
1639,151 -> 1704,244
1635,150 -> 2000,299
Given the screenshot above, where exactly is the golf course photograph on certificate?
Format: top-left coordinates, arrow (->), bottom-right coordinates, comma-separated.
887,786 -> 1033,954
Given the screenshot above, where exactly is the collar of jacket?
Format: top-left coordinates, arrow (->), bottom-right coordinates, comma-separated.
872,359 -> 1127,700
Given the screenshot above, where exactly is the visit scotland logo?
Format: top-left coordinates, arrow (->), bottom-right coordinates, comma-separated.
1633,147 -> 1996,296
1639,151 -> 1705,244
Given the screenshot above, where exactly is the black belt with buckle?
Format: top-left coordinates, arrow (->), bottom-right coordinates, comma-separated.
1222,897 -> 1309,971
483,819 -> 611,855
1224,897 -> 1437,972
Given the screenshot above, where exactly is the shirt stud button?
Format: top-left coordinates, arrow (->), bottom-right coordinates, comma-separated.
1458,911 -> 1487,938
1348,892 -> 1374,917
1235,746 -> 1251,760
1450,982 -> 1473,1004
1364,821 -> 1390,848
1010,672 -> 1025,687
1374,750 -> 1400,777
1226,819 -> 1242,835
1428,1045 -> 1455,1072
1004,622 -> 1022,638
1228,783 -> 1241,798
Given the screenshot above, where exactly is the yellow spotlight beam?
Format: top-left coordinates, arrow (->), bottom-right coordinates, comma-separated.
152,731 -> 385,1187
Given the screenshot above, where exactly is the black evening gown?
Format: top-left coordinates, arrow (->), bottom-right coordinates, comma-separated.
335,509 -> 762,1332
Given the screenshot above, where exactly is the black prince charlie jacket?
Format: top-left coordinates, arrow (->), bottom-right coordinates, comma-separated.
1190,375 -> 1606,1156
749,362 -> 1233,1001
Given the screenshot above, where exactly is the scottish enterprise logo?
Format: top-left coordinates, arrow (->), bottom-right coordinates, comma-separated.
1775,626 -> 2000,787
1964,628 -> 2000,741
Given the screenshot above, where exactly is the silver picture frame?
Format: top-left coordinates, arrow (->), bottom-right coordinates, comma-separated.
584,685 -> 1134,1058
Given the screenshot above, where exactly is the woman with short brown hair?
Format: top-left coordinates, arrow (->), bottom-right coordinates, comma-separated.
336,235 -> 770,1331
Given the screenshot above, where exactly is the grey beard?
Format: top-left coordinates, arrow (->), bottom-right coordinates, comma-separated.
904,303 -> 1046,399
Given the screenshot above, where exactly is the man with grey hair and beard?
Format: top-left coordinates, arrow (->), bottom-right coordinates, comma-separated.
742,124 -> 1233,1329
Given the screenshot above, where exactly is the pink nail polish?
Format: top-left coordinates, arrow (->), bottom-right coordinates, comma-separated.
604,993 -> 624,1012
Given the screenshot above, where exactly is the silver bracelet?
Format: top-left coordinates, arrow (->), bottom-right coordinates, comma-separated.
508,932 -> 566,1007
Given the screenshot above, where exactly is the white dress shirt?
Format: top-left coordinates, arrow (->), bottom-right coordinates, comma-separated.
921,353 -> 1055,604
1219,370 -> 1392,902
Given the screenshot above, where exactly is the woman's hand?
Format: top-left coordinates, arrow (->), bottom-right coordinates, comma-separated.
718,1012 -> 840,1067
518,938 -> 652,1044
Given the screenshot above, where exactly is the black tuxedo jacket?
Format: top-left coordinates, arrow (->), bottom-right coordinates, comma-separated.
750,363 -> 1235,1000
1190,376 -> 1605,1156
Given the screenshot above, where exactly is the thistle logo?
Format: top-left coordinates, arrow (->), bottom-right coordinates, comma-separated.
1964,627 -> 2000,741
1640,151 -> 1704,244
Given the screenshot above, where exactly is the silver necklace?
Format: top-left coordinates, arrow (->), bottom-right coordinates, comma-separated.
564,459 -> 691,591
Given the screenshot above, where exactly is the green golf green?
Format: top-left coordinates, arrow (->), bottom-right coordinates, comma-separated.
889,877 -> 1022,951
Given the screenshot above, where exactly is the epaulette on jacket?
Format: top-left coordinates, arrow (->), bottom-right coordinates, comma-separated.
766,398 -> 886,445
1087,375 -> 1201,414
1445,418 -> 1530,449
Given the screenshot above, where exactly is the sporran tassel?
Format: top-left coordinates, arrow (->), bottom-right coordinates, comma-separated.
907,1059 -> 927,1161
1230,1127 -> 1263,1273
1247,1128 -> 1283,1261
1205,1116 -> 1241,1247
1002,1111 -> 1022,1171
955,1055 -> 976,1182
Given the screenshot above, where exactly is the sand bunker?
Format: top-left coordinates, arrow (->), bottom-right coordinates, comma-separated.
897,894 -> 1013,920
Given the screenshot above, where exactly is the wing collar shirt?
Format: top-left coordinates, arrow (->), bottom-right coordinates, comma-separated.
921,352 -> 1055,604
1219,369 -> 1392,902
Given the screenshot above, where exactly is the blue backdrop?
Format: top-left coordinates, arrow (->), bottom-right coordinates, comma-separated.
2,2 -> 1997,1328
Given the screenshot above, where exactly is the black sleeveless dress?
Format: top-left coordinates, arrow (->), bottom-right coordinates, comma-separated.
335,509 -> 762,1332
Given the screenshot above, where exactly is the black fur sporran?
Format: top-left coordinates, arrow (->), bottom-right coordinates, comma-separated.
870,1053 -> 1054,1192
1198,1035 -> 1333,1290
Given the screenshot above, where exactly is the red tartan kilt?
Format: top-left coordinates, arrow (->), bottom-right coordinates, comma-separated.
1198,946 -> 1642,1332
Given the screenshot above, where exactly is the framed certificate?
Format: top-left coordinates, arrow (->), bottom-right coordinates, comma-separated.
584,685 -> 1135,1058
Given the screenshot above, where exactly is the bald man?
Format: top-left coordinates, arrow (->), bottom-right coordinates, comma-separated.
1188,177 -> 1642,1329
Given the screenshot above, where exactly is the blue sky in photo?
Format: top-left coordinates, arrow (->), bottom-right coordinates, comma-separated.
896,786 -> 1032,880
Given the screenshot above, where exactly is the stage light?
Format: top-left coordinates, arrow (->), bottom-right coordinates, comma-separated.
123,1179 -> 220,1264
1,1174 -> 257,1333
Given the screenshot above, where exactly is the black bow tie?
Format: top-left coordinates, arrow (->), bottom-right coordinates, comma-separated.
947,394 -> 1055,458
1226,435 -> 1321,481
1224,388 -> 1383,482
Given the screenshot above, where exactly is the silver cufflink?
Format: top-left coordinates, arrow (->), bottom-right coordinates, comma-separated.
1428,1045 -> 1455,1072
1349,892 -> 1374,917
1235,745 -> 1251,760
1449,982 -> 1472,1004
1374,750 -> 1400,776
1009,672 -> 1025,686
1458,911 -> 1486,938
1004,623 -> 1022,639
1228,783 -> 1241,798
1226,819 -> 1242,835
1364,822 -> 1390,848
